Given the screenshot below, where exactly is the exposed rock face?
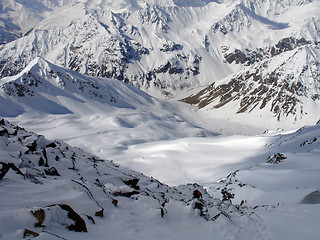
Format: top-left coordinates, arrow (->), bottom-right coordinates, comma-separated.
182,43 -> 320,124
223,37 -> 311,66
0,162 -> 24,180
57,204 -> 88,232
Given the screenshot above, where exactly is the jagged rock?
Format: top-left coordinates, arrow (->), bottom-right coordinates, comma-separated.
31,209 -> 45,227
58,204 -> 87,232
26,141 -> 37,152
182,42 -> 320,125
123,178 -> 140,190
31,204 -> 87,232
114,190 -> 140,198
44,167 -> 60,176
267,153 -> 287,164
46,142 -> 57,148
221,188 -> 235,201
0,162 -> 24,180
270,37 -> 310,57
95,209 -> 104,217
160,41 -> 183,52
300,191 -> 320,204
0,128 -> 9,137
1,119 -> 298,238
112,199 -> 118,207
224,37 -> 310,66
23,229 -> 39,238
300,138 -> 318,146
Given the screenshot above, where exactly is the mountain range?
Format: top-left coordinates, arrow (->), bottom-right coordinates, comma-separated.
0,0 -> 319,128
1,1 -> 320,239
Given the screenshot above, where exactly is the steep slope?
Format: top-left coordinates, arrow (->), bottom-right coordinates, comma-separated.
182,42 -> 320,130
119,119 -> 320,240
0,56 -> 136,115
2,118 -> 320,240
0,57 -> 220,162
0,2 -> 230,99
0,119 -> 272,240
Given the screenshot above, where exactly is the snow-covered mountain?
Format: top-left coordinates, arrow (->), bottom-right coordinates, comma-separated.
0,57 -> 219,153
0,1 -> 320,239
182,42 -> 320,129
0,1 -> 318,94
0,0 -> 319,128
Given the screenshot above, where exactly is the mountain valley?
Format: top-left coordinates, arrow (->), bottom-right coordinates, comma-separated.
0,0 -> 320,239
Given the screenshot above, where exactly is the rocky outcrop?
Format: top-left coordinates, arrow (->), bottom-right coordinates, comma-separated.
300,191 -> 320,204
31,205 -> 87,232
223,37 -> 311,66
182,43 -> 320,124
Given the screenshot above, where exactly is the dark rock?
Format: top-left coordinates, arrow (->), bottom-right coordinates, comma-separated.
0,128 -> 9,137
225,49 -> 248,64
123,178 -> 140,190
114,190 -> 140,198
38,157 -> 45,167
194,201 -> 204,211
95,209 -> 104,217
221,188 -> 234,201
271,37 -> 310,57
44,167 -> 60,176
23,229 -> 39,238
32,204 -> 87,232
160,42 -> 183,52
300,191 -> 320,204
112,199 -> 118,207
26,141 -> 37,152
32,209 -> 45,227
46,142 -> 57,148
267,153 -> 287,164
86,215 -> 95,224
0,162 -> 24,180
154,62 -> 171,74
58,204 -> 87,232
160,208 -> 165,218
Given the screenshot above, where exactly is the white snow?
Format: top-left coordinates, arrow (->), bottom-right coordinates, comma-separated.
0,0 -> 320,239
1,57 -> 320,239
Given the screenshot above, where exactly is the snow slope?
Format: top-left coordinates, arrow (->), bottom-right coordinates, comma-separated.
0,1 -> 319,239
1,117 -> 320,240
1,57 -> 245,161
182,42 -> 320,130
0,119 -> 235,240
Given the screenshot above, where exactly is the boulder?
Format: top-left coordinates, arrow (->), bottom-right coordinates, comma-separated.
300,191 -> 320,204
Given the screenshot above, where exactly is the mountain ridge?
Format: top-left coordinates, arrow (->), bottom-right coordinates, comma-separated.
182,43 -> 320,129
0,0 -> 319,129
0,0 -> 318,96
